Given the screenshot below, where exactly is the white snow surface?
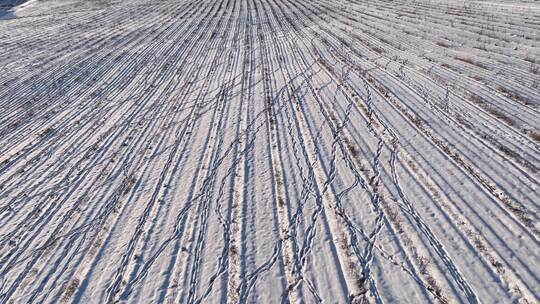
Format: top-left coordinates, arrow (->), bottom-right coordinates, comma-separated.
0,0 -> 539,303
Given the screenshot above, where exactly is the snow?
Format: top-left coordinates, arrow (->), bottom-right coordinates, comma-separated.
0,0 -> 538,302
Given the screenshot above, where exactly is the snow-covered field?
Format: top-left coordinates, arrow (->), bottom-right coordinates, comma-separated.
0,0 -> 539,302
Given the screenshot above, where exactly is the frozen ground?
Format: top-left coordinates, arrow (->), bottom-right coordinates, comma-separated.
0,0 -> 539,303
